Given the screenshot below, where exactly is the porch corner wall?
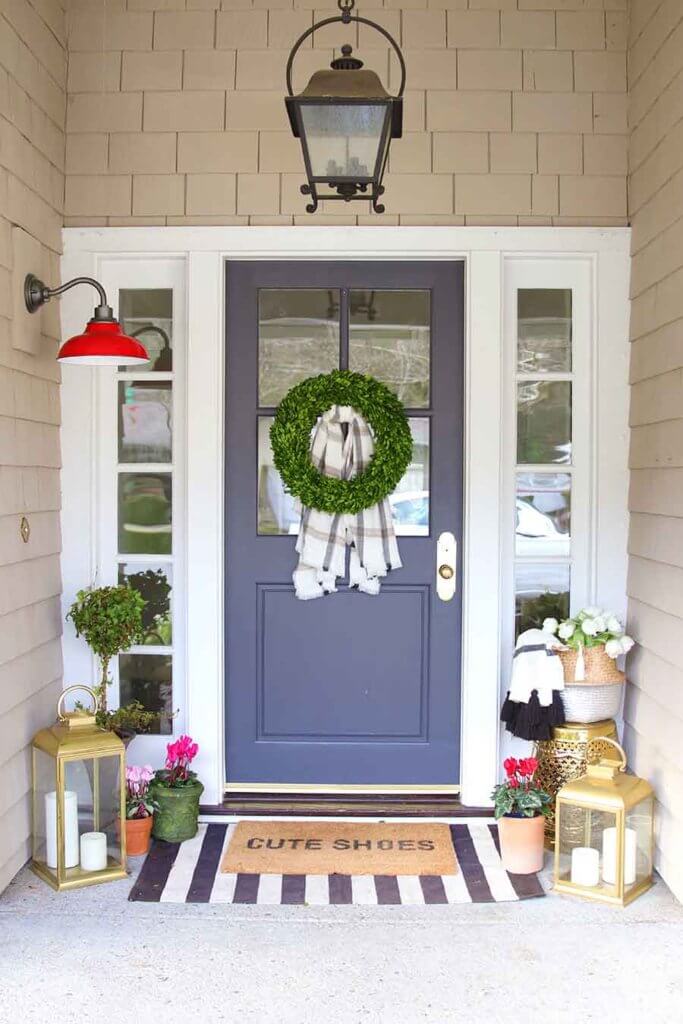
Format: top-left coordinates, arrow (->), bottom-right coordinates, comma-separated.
0,1 -> 66,892
626,0 -> 683,904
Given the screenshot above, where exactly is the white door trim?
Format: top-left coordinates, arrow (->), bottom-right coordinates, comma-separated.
60,226 -> 631,807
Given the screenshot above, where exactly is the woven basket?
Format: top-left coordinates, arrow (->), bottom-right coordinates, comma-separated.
557,644 -> 625,685
561,684 -> 623,724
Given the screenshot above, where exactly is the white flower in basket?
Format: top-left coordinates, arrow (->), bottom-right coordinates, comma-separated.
554,607 -> 635,722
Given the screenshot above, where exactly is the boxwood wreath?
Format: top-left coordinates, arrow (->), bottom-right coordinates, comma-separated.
270,369 -> 413,515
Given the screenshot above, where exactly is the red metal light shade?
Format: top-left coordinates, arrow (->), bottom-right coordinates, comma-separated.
24,272 -> 150,367
57,319 -> 149,366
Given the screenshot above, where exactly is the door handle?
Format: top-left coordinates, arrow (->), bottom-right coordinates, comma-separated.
436,532 -> 457,602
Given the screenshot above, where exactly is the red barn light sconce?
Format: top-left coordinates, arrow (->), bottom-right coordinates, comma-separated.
24,273 -> 149,366
285,0 -> 405,214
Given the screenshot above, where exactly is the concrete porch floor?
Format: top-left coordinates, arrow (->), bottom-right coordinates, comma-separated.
0,851 -> 682,1024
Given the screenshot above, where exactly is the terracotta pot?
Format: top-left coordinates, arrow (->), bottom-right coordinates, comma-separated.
498,813 -> 546,874
125,814 -> 154,857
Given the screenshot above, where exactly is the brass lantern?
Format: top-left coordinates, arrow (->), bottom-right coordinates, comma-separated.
31,686 -> 127,891
285,0 -> 404,213
554,738 -> 655,906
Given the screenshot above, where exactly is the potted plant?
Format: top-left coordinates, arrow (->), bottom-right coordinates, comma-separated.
123,764 -> 157,856
150,736 -> 203,843
543,608 -> 635,722
66,585 -> 159,741
492,757 -> 551,874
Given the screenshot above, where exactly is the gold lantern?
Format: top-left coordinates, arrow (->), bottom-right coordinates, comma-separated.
31,686 -> 127,891
554,738 -> 655,906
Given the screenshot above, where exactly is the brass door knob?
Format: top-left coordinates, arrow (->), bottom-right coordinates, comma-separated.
438,563 -> 454,580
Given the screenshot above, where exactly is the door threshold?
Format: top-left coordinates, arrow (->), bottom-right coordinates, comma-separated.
202,792 -> 491,818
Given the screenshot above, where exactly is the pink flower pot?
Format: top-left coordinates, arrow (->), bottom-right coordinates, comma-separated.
498,814 -> 546,874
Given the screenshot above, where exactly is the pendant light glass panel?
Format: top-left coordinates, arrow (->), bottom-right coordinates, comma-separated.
299,103 -> 391,181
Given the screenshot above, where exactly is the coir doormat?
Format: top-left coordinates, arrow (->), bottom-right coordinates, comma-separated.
129,822 -> 546,904
221,821 -> 458,877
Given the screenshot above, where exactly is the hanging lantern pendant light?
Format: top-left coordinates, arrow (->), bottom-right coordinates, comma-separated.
285,0 -> 405,214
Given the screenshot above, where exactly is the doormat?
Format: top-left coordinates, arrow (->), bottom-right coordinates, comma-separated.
129,822 -> 546,904
221,821 -> 458,877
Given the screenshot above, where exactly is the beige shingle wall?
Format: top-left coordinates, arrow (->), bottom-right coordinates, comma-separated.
63,0 -> 628,226
0,0 -> 66,893
626,0 -> 683,902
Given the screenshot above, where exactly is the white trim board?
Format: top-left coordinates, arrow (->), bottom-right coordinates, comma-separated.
60,226 -> 631,807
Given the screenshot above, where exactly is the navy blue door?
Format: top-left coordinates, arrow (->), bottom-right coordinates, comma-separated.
225,261 -> 464,786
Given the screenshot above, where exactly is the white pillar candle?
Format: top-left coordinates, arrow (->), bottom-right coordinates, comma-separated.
602,826 -> 637,886
570,846 -> 600,887
45,791 -> 79,870
80,831 -> 108,872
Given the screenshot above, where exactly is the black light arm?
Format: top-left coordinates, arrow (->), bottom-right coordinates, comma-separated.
24,274 -> 115,321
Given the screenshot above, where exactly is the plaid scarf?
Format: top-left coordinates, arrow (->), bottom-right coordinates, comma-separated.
293,405 -> 402,600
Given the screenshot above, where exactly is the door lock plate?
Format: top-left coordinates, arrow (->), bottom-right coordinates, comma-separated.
436,532 -> 457,601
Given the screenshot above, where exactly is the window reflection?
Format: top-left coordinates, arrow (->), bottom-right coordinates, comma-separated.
118,473 -> 172,555
515,564 -> 570,638
118,381 -> 172,463
515,472 -> 570,558
258,289 -> 339,406
517,381 -> 571,464
349,290 -> 430,408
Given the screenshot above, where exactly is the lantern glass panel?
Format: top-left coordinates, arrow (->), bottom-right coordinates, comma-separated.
300,103 -> 389,180
63,756 -> 124,874
32,747 -> 56,871
625,796 -> 655,891
557,803 -> 618,892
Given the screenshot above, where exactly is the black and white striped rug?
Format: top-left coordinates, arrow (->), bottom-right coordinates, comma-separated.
129,822 -> 546,904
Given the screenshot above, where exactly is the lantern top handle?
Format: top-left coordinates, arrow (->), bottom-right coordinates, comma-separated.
57,685 -> 98,723
587,736 -> 627,771
285,0 -> 406,99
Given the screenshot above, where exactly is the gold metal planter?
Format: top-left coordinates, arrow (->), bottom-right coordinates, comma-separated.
534,719 -> 618,851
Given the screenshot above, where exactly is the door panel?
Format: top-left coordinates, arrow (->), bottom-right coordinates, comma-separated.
225,261 -> 464,786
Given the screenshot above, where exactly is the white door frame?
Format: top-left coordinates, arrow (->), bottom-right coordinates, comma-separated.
60,226 -> 631,807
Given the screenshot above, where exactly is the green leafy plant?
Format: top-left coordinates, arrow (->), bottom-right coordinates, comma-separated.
95,700 -> 159,736
270,369 -> 413,515
67,585 -> 145,713
491,758 -> 552,820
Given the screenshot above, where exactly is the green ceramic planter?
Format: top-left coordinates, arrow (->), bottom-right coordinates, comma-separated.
151,779 -> 204,843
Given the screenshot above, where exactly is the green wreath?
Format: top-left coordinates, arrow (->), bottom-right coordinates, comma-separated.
270,369 -> 413,515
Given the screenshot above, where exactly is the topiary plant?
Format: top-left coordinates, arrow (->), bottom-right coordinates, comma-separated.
67,585 -> 146,713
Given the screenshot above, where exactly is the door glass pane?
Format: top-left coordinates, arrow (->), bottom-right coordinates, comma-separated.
349,290 -> 430,408
118,472 -> 172,554
517,381 -> 571,464
258,289 -> 340,406
389,418 -> 429,536
518,289 -> 572,373
257,416 -> 429,537
119,563 -> 172,646
119,654 -> 173,735
516,471 -> 570,558
119,289 -> 173,372
118,381 -> 172,463
515,564 -> 570,638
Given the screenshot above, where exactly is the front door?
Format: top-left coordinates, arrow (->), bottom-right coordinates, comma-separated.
225,261 -> 464,787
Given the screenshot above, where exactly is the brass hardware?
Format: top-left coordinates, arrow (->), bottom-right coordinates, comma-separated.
56,685 -> 98,728
20,516 -> 30,543
436,531 -> 457,601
